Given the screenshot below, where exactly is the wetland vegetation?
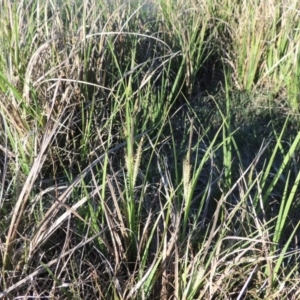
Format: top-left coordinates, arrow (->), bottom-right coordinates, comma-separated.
1,0 -> 300,299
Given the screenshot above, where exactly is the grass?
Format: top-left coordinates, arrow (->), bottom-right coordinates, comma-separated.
1,0 -> 300,299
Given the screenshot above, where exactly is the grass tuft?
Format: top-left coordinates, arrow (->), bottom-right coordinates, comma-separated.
1,0 -> 300,299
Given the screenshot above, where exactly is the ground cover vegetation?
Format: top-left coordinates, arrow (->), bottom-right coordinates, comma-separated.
1,0 -> 300,298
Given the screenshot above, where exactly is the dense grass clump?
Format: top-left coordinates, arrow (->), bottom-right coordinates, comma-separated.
1,0 -> 300,299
